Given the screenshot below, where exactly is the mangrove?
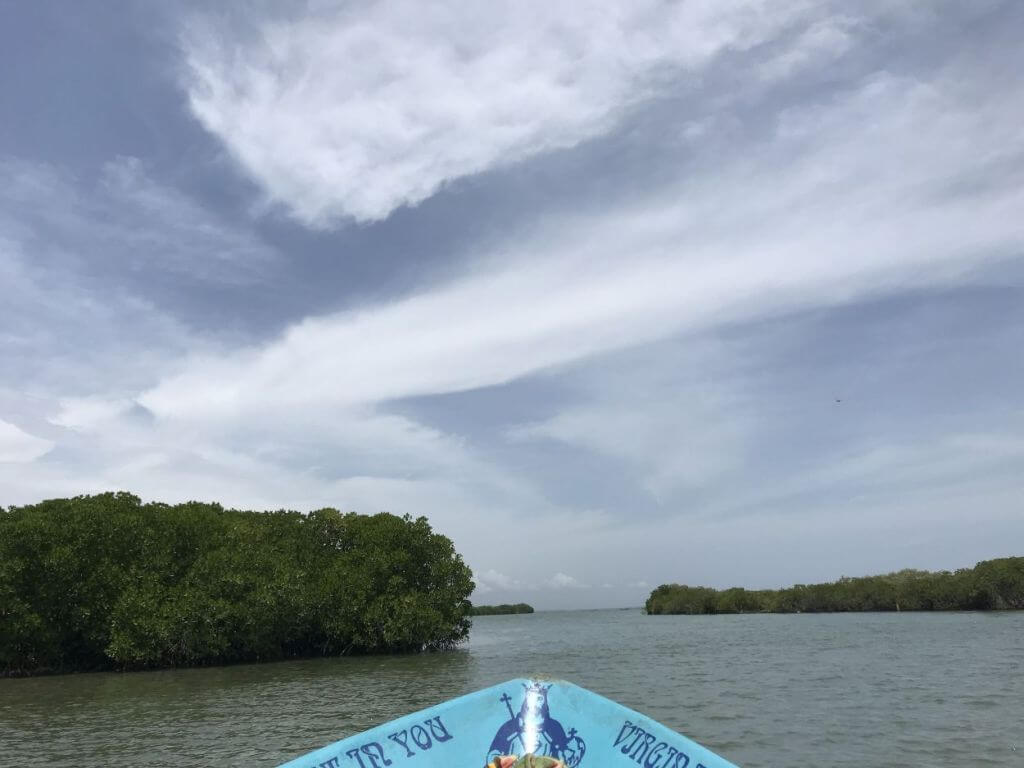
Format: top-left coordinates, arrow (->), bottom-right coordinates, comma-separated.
0,492 -> 474,676
645,557 -> 1024,614
469,603 -> 535,616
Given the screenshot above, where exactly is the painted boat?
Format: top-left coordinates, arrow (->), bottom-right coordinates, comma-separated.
279,678 -> 738,768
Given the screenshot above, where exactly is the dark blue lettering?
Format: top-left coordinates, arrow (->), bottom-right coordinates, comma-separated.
645,742 -> 668,768
388,730 -> 416,758
346,748 -> 367,768
614,722 -> 637,749
631,733 -> 656,764
613,721 -> 693,768
410,725 -> 432,751
426,716 -> 453,743
319,758 -> 341,768
360,742 -> 392,768
622,726 -> 646,755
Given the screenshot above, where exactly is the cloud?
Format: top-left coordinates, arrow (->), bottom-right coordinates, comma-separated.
475,569 -> 523,593
49,397 -> 137,431
0,419 -> 53,463
182,0 -> 822,225
757,15 -> 857,81
716,430 -> 1024,519
508,347 -> 748,499
548,572 -> 588,589
94,158 -> 277,283
471,568 -> 611,599
1,156 -> 274,285
143,67 -> 1024,425
0,157 -> 276,398
3,1 -> 1023,612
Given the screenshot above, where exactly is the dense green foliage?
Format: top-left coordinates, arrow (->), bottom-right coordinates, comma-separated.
469,603 -> 535,616
0,493 -> 474,675
645,558 -> 1024,615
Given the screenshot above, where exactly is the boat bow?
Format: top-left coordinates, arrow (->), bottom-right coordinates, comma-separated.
279,678 -> 738,768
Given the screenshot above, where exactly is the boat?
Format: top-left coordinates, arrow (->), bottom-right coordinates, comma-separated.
279,678 -> 738,768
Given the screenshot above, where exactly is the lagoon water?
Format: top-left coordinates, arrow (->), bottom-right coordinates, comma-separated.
1,610 -> 1021,767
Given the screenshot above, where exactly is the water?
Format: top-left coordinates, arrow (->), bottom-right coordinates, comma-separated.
1,610 -> 1021,767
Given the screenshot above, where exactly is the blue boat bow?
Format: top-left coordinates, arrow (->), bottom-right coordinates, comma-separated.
279,679 -> 738,768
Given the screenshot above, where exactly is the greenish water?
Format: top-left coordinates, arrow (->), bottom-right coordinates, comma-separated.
1,610 -> 1021,767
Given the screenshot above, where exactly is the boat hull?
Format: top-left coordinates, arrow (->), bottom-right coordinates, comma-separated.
279,678 -> 738,768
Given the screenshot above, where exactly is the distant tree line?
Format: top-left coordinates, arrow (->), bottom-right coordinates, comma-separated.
645,558 -> 1024,615
469,603 -> 535,616
0,493 -> 474,676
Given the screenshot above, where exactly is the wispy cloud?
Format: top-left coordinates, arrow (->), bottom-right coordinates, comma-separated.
508,346 -> 748,499
1,156 -> 275,284
182,0 -> 826,225
2,1 -> 1022,610
475,569 -> 523,593
0,419 -> 53,463
0,157 -> 274,398
548,572 -> 588,589
144,68 -> 1024,422
714,429 -> 1024,520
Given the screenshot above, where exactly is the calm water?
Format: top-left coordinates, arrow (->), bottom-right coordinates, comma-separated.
1,610 -> 1022,767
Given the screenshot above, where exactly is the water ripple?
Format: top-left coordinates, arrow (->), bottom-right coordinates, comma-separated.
1,611 -> 1021,767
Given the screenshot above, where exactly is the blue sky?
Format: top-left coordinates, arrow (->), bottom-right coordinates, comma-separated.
1,1 -> 1022,608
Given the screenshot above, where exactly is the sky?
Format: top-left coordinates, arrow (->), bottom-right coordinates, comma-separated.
1,1 -> 1022,609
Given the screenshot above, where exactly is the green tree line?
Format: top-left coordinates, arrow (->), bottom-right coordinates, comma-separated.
0,493 -> 474,676
645,558 -> 1024,615
469,603 -> 534,616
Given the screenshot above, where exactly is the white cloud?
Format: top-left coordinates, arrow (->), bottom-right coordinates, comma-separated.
1,156 -> 274,285
4,3 -> 1022,612
553,464 -> 1024,596
49,397 -> 136,431
717,430 -> 1024,518
0,157 -> 272,398
758,15 -> 857,81
94,157 -> 276,283
510,382 -> 746,498
548,572 -> 588,589
0,419 -> 53,463
142,70 -> 1024,426
475,569 -> 522,592
182,0 -> 820,225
